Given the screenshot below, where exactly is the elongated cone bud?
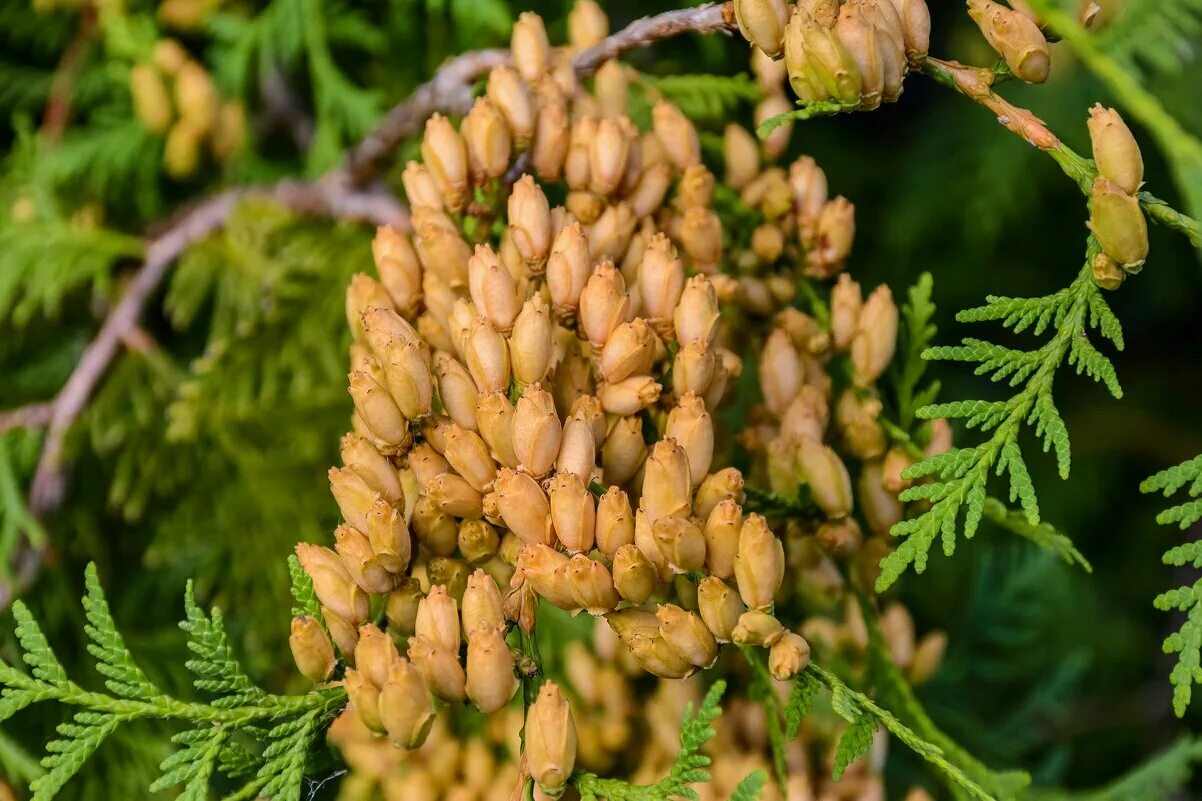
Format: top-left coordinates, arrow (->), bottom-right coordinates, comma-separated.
425,472 -> 484,519
652,101 -> 701,171
888,0 -> 931,59
322,606 -> 359,657
379,660 -> 436,749
131,63 -> 173,134
335,523 -> 394,594
837,4 -> 884,107
372,227 -> 423,315
628,163 -> 674,219
402,160 -> 444,210
444,425 -> 498,493
809,196 -> 856,275
297,543 -> 370,625
666,394 -> 714,485
569,0 -> 608,48
509,175 -> 553,270
589,117 -> 631,197
414,585 -> 460,652
804,16 -> 863,103
162,120 -> 201,179
642,440 -> 693,524
611,543 -> 657,604
462,570 -> 505,634
732,609 -> 785,647
465,317 -> 511,394
533,98 -> 570,181
527,682 -> 577,793
697,577 -> 745,642
513,12 -> 551,83
290,616 -> 335,682
407,634 -> 466,702
459,519 -> 500,565
817,516 -> 864,555
487,66 -> 535,145
769,632 -> 811,680
512,384 -> 562,478
565,116 -> 597,192
677,164 -> 716,212
383,341 -> 434,421
694,467 -> 744,521
703,499 -> 742,579
630,633 -> 696,678
466,623 -> 519,713
589,202 -> 638,262
882,446 -> 916,495
549,473 -> 597,554
672,342 -> 716,399
781,388 -> 829,446
344,668 -> 385,732
790,157 -> 829,232
354,624 -> 399,688
851,285 -> 898,386
462,98 -> 511,180
657,604 -> 718,668
1089,178 -> 1149,269
599,375 -> 662,416
476,392 -> 518,468
799,0 -> 840,26
346,274 -> 395,345
830,273 -> 863,351
601,416 -> 647,486
653,516 -> 707,574
735,0 -> 789,57
594,60 -> 628,118
595,487 -> 635,557
600,320 -> 657,384
341,435 -> 402,505
723,124 -> 760,191
556,418 -> 596,483
681,208 -> 723,274
967,0 -> 1050,84
547,222 -> 591,312
674,275 -> 720,349
386,578 -> 423,636
494,468 -> 553,545
411,496 -> 456,557
798,439 -> 854,517
519,544 -> 577,609
639,233 -> 686,332
760,329 -> 805,416
421,114 -> 468,212
468,246 -> 519,334
859,458 -> 904,534
908,631 -> 948,685
567,555 -> 619,614
579,261 -> 631,348
733,514 -> 785,610
175,60 -> 217,129
349,370 -> 409,448
783,10 -> 824,103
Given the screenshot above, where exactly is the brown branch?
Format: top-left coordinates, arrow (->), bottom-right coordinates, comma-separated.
2,1 -> 741,603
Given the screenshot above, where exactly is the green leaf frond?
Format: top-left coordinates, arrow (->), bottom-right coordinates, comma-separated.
573,680 -> 726,801
876,239 -> 1122,592
891,272 -> 941,435
1141,454 -> 1202,717
637,73 -> 760,126
0,562 -> 345,801
1094,0 -> 1202,79
980,498 -> 1091,572
1026,737 -> 1202,801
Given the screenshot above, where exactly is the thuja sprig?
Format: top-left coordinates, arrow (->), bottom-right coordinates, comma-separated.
876,239 -> 1121,592
1141,454 -> 1202,717
1,563 -> 345,801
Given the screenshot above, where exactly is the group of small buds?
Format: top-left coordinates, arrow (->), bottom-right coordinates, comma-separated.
1085,105 -> 1149,288
129,38 -> 246,178
734,0 -> 931,112
286,2 -> 955,798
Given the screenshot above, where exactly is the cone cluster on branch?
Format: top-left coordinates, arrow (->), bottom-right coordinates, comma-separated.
287,3 -> 948,796
129,38 -> 246,178
1084,104 -> 1148,285
735,0 -> 930,113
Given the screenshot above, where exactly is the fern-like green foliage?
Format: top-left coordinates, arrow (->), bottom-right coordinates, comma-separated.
891,272 -> 942,434
639,73 -> 760,125
1027,737 -> 1202,801
1095,0 -> 1202,79
980,498 -> 1092,572
0,563 -> 345,800
876,240 -> 1121,591
1141,454 -> 1202,717
573,680 -> 750,801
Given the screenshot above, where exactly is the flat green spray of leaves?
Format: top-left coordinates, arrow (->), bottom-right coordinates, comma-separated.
1141,454 -> 1202,716
877,240 -> 1120,591
573,680 -> 726,801
1026,737 -> 1202,801
0,562 -> 346,800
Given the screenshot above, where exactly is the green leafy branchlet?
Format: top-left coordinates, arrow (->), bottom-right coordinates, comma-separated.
878,239 -> 1122,591
1,563 -> 345,801
1142,454 -> 1202,716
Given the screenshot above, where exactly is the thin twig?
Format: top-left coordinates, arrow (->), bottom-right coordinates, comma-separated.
0,403 -> 54,432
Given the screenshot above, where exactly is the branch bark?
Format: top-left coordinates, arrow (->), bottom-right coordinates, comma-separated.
1,1 -> 739,600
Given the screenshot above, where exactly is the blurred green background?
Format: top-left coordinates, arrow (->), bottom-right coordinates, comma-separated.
0,0 -> 1200,797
